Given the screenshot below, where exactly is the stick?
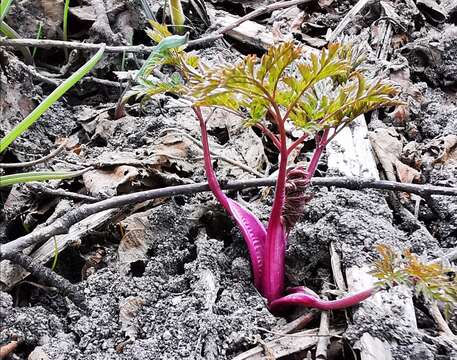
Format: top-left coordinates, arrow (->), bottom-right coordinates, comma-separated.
0,143 -> 66,169
315,290 -> 330,359
26,183 -> 99,202
1,176 -> 456,257
2,251 -> 86,309
0,0 -> 313,54
429,302 -> 456,339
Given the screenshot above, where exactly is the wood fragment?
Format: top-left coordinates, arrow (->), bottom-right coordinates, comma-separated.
326,0 -> 371,42
280,310 -> 318,334
330,242 -> 347,291
2,251 -> 86,309
232,329 -> 320,360
0,209 -> 118,289
315,284 -> 331,359
429,302 -> 457,339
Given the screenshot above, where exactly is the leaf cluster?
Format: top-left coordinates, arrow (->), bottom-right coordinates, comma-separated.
371,245 -> 457,307
189,42 -> 401,133
126,21 -> 201,103
135,30 -> 401,136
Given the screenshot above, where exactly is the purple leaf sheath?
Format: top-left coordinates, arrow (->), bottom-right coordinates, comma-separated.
194,107 -> 266,291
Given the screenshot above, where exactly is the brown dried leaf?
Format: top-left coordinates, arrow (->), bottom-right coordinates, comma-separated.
82,165 -> 140,198
119,296 -> 146,340
117,213 -> 149,276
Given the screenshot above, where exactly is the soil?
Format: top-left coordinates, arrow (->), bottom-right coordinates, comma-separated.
1,0 -> 457,359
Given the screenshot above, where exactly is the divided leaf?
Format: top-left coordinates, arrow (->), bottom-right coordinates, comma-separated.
371,245 -> 457,307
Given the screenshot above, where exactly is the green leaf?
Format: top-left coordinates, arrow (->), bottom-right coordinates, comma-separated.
0,46 -> 105,153
0,169 -> 90,187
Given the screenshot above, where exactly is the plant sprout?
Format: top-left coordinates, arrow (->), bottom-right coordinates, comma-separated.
0,169 -> 90,187
0,46 -> 105,154
94,23 -> 457,312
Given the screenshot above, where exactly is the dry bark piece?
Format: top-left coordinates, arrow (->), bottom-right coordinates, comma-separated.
0,208 -> 119,289
232,329 -> 322,360
208,7 -> 274,49
353,333 -> 392,360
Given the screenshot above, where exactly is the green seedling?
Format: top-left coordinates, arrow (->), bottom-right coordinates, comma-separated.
0,46 -> 105,153
0,169 -> 90,187
0,0 -> 33,64
169,0 -> 185,34
32,21 -> 43,58
127,25 -> 457,312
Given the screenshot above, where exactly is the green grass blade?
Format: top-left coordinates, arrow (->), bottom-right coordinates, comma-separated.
0,168 -> 90,187
0,21 -> 34,64
0,46 -> 105,153
63,0 -> 70,41
169,0 -> 185,34
51,236 -> 59,271
32,21 -> 43,58
0,0 -> 13,23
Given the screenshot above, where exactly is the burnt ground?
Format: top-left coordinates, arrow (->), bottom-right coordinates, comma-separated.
1,0 -> 457,359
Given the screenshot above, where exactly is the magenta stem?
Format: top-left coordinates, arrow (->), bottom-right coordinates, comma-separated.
305,129 -> 329,180
269,287 -> 376,312
193,106 -> 266,291
262,115 -> 289,302
193,106 -> 231,210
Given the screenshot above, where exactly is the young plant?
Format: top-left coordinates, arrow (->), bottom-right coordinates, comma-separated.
0,46 -> 105,153
132,30 -> 456,312
32,21 -> 43,58
0,0 -> 33,64
0,169 -> 90,187
0,48 -> 104,186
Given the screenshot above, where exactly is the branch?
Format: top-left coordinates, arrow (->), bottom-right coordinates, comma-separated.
2,251 -> 86,309
0,142 -> 66,169
1,176 -> 456,258
0,0 -> 313,55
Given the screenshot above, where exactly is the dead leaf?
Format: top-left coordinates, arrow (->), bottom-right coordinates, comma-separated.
395,160 -> 421,183
290,11 -> 305,33
272,21 -> 283,43
119,296 -> 145,340
433,135 -> 457,164
369,128 -> 421,183
117,212 -> 149,276
83,165 -> 140,197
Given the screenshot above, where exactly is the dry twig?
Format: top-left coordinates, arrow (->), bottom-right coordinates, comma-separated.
0,0 -> 313,54
0,143 -> 66,169
1,176 -> 456,258
2,252 -> 86,309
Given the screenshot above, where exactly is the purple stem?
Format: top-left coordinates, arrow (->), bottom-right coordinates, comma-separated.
262,118 -> 289,302
305,128 -> 329,180
268,287 -> 376,312
193,106 -> 267,291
